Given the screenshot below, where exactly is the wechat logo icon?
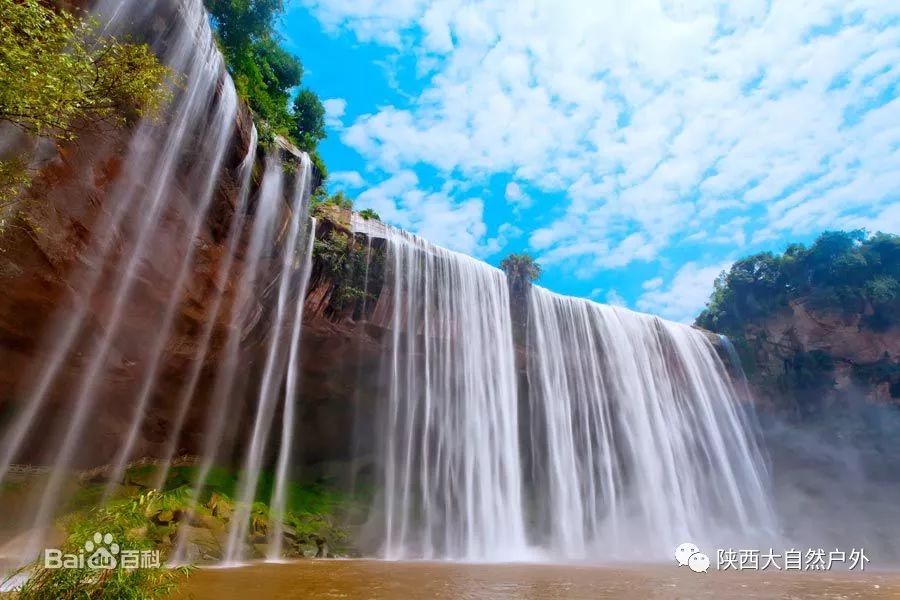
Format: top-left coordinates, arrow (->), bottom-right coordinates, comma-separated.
675,542 -> 710,573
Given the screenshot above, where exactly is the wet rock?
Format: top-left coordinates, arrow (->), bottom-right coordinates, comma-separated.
196,514 -> 226,533
206,493 -> 232,520
177,525 -> 221,563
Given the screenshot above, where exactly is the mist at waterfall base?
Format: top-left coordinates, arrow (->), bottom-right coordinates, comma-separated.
1,0 -> 899,577
757,394 -> 900,563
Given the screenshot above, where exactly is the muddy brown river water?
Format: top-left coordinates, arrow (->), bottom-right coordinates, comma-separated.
169,560 -> 900,600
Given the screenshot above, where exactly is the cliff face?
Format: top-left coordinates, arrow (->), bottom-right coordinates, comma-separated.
0,119 -> 390,472
738,299 -> 899,412
1,104 -> 249,464
0,0 -> 320,469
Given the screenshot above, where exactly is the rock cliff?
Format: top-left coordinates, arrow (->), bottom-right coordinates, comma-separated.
740,299 -> 899,412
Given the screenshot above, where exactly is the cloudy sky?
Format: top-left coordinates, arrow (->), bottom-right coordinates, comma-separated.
279,0 -> 899,323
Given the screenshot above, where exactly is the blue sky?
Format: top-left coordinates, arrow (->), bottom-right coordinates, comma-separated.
279,0 -> 900,323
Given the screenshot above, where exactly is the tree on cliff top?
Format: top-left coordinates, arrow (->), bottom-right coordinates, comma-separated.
0,0 -> 170,208
501,253 -> 542,286
292,88 -> 326,152
696,230 -> 900,336
206,0 -> 299,133
696,230 -> 900,415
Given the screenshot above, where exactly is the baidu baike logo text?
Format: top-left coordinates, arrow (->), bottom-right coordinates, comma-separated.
44,532 -> 159,570
675,542 -> 870,573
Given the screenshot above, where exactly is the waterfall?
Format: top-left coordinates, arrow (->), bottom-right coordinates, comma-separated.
222,158 -> 314,564
355,220 -> 776,562
267,217 -> 318,562
0,0 -> 240,560
359,222 -> 529,561
525,287 -> 776,559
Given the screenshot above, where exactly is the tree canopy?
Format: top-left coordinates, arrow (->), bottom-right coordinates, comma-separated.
204,0 -> 327,160
501,253 -> 542,284
0,0 -> 170,206
292,88 -> 326,152
696,230 -> 900,335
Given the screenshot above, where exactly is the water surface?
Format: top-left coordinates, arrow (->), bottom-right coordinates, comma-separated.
169,560 -> 900,599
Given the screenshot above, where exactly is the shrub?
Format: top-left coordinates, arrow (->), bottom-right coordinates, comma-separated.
0,0 -> 170,207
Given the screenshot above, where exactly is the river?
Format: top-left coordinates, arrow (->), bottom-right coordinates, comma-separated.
169,560 -> 900,599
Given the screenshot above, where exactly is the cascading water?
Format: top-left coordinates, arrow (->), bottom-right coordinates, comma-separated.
525,287 -> 776,559
267,217 -> 317,562
356,221 -> 529,561
0,0 -> 780,570
223,158 -> 315,564
354,220 -> 776,562
1,0 -> 240,561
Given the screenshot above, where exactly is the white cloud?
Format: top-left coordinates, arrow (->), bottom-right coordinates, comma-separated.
302,0 -> 900,273
322,97 -> 348,129
355,170 -> 493,256
296,0 -> 425,46
642,277 -> 663,291
329,170 -> 366,189
636,261 -> 730,323
504,181 -> 531,210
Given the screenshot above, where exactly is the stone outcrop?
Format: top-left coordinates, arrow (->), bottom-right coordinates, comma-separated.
739,298 -> 899,409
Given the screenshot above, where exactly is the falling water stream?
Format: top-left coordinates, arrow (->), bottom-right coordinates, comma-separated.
525,288 -> 775,559
354,220 -> 777,562
365,224 -> 529,561
222,162 -> 314,563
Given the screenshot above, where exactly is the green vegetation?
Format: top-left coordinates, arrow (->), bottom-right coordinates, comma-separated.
311,188 -> 380,222
312,224 -> 383,310
204,0 -> 327,163
161,465 -> 357,520
696,230 -> 900,416
358,208 -> 381,221
501,253 -> 542,284
697,231 -> 900,336
11,491 -> 192,600
1,464 -> 361,594
292,88 -> 326,152
314,190 -> 354,211
308,196 -> 385,314
0,0 -> 171,207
